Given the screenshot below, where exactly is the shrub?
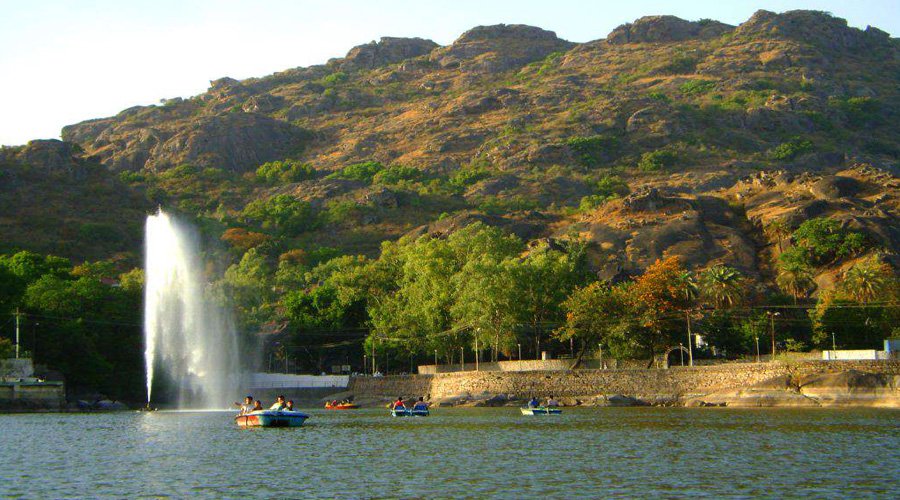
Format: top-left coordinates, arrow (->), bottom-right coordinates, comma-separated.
476,196 -> 539,215
679,80 -> 716,95
256,160 -> 316,184
566,135 -> 620,168
767,139 -> 813,161
118,171 -> 145,183
828,96 -> 880,127
326,161 -> 384,183
322,72 -> 347,86
637,150 -> 679,172
594,174 -> 630,198
373,165 -> 421,185
449,165 -> 490,188
321,200 -> 362,225
647,92 -> 670,102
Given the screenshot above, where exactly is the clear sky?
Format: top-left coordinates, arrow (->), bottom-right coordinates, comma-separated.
1,0 -> 896,146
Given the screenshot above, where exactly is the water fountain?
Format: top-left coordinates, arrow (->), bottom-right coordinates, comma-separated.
144,209 -> 240,408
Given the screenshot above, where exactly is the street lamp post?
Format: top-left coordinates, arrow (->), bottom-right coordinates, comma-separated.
832,332 -> 837,353
434,349 -> 438,367
768,311 -> 780,362
679,342 -> 684,366
517,343 -> 521,361
685,310 -> 694,367
363,354 -> 367,375
754,336 -> 760,363
460,347 -> 464,371
598,344 -> 603,369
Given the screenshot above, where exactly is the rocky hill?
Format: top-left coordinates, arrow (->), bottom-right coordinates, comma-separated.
3,10 -> 899,288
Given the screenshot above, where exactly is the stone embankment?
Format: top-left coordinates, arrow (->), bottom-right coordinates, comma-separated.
345,360 -> 900,408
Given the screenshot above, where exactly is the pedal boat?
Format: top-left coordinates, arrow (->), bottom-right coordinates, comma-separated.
391,406 -> 429,417
521,406 -> 562,415
235,410 -> 309,428
325,402 -> 360,410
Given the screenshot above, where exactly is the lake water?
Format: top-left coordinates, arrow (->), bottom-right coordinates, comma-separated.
1,408 -> 898,498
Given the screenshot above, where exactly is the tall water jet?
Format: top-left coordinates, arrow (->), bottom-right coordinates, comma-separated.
144,209 -> 239,408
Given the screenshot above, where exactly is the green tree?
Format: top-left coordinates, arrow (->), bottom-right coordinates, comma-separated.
776,259 -> 814,304
512,247 -> 584,358
699,265 -> 745,309
839,256 -> 893,304
451,256 -> 520,361
555,281 -> 630,367
790,218 -> 866,266
241,195 -> 316,235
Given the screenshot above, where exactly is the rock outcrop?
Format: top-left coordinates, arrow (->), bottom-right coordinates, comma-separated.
607,15 -> 733,44
430,24 -> 574,72
341,37 -> 439,70
735,10 -> 893,51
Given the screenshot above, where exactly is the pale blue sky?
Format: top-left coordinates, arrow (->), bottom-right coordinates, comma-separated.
1,0 -> 896,146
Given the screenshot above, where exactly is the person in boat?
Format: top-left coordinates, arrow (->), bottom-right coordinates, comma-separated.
527,397 -> 539,408
546,395 -> 559,407
391,396 -> 406,410
234,395 -> 254,415
285,400 -> 295,411
412,397 -> 428,410
270,395 -> 287,410
251,400 -> 263,412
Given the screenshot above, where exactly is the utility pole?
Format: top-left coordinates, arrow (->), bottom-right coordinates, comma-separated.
755,336 -> 760,363
685,310 -> 694,367
517,343 -> 521,361
768,311 -> 780,362
15,308 -> 21,359
831,332 -> 836,353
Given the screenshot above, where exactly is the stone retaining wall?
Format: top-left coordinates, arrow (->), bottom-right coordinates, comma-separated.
348,360 -> 900,401
0,382 -> 66,411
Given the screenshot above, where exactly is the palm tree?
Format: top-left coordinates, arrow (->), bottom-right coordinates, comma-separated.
776,260 -> 814,305
765,219 -> 792,253
700,265 -> 745,309
674,270 -> 699,307
841,258 -> 888,304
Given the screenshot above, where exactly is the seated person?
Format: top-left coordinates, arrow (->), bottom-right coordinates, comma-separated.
546,395 -> 559,407
412,397 -> 428,410
284,400 -> 295,411
234,395 -> 254,415
391,396 -> 405,409
251,400 -> 263,412
527,397 -> 540,408
270,395 -> 287,411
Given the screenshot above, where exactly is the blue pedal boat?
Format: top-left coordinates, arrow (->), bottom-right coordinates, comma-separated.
391,407 -> 430,417
235,410 -> 310,427
521,407 -> 562,415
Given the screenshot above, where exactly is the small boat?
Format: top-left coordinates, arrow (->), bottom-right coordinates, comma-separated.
521,406 -> 562,415
234,410 -> 310,428
325,402 -> 360,410
391,406 -> 430,417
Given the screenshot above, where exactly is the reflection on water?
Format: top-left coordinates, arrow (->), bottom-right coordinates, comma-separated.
1,408 -> 898,498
